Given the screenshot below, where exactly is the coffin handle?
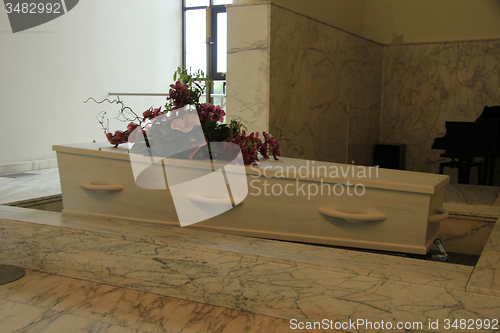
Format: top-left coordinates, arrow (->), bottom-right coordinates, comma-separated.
318,207 -> 387,222
187,193 -> 244,206
428,207 -> 449,223
79,181 -> 124,191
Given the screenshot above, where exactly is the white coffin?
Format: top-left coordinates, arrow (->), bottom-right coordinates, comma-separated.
53,142 -> 450,254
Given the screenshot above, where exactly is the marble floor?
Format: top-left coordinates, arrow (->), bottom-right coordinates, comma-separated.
0,169 -> 337,333
0,168 -> 61,205
0,269 -> 323,333
2,168 -> 500,333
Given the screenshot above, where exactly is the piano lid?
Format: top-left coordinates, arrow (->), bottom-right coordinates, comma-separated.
431,121 -> 498,155
477,105 -> 500,121
432,105 -> 500,155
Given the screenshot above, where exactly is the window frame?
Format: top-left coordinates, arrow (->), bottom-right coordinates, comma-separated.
210,6 -> 227,81
182,0 -> 228,81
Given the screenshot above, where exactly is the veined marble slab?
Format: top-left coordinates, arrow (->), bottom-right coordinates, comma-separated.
0,168 -> 60,205
226,3 -> 270,134
444,202 -> 500,218
2,204 -> 500,332
467,219 -> 500,297
381,40 -> 500,174
268,4 -> 382,166
0,158 -> 58,175
0,205 -> 470,290
0,270 -> 298,333
226,3 -> 382,166
445,183 -> 500,207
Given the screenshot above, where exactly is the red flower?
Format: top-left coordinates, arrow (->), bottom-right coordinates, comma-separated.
167,81 -> 192,108
143,107 -> 163,121
196,103 -> 225,126
127,122 -> 139,131
114,130 -> 127,142
259,142 -> 269,159
105,132 -> 118,146
106,130 -> 128,147
196,104 -> 208,126
261,131 -> 281,160
96,72 -> 280,162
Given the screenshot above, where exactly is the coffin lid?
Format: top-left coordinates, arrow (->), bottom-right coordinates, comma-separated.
53,143 -> 449,195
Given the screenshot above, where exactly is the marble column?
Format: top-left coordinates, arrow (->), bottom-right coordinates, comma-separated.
226,3 -> 271,133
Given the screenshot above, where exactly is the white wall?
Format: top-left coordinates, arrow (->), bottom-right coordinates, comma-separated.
364,0 -> 500,44
0,0 -> 182,165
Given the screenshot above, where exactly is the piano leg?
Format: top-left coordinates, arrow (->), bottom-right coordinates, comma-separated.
457,160 -> 472,184
489,156 -> 496,186
440,156 -> 482,184
439,163 -> 445,175
457,158 -> 483,184
482,156 -> 491,185
477,161 -> 483,185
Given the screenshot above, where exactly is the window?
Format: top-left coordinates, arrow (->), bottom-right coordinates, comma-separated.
183,0 -> 232,108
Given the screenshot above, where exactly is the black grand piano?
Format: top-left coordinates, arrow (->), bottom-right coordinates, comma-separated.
432,105 -> 500,185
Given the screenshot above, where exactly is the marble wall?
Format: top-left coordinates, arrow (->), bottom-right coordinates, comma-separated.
381,40 -> 500,173
269,5 -> 383,165
227,3 -> 383,166
228,3 -> 500,173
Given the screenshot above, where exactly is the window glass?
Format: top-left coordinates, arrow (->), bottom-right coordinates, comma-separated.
211,81 -> 226,109
216,12 -> 227,73
185,0 -> 209,8
213,0 -> 233,5
185,9 -> 207,74
199,94 -> 207,104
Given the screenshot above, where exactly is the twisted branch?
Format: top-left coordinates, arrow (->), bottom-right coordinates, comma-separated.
84,96 -> 143,134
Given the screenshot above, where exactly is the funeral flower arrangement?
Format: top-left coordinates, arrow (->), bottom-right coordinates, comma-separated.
90,67 -> 281,165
